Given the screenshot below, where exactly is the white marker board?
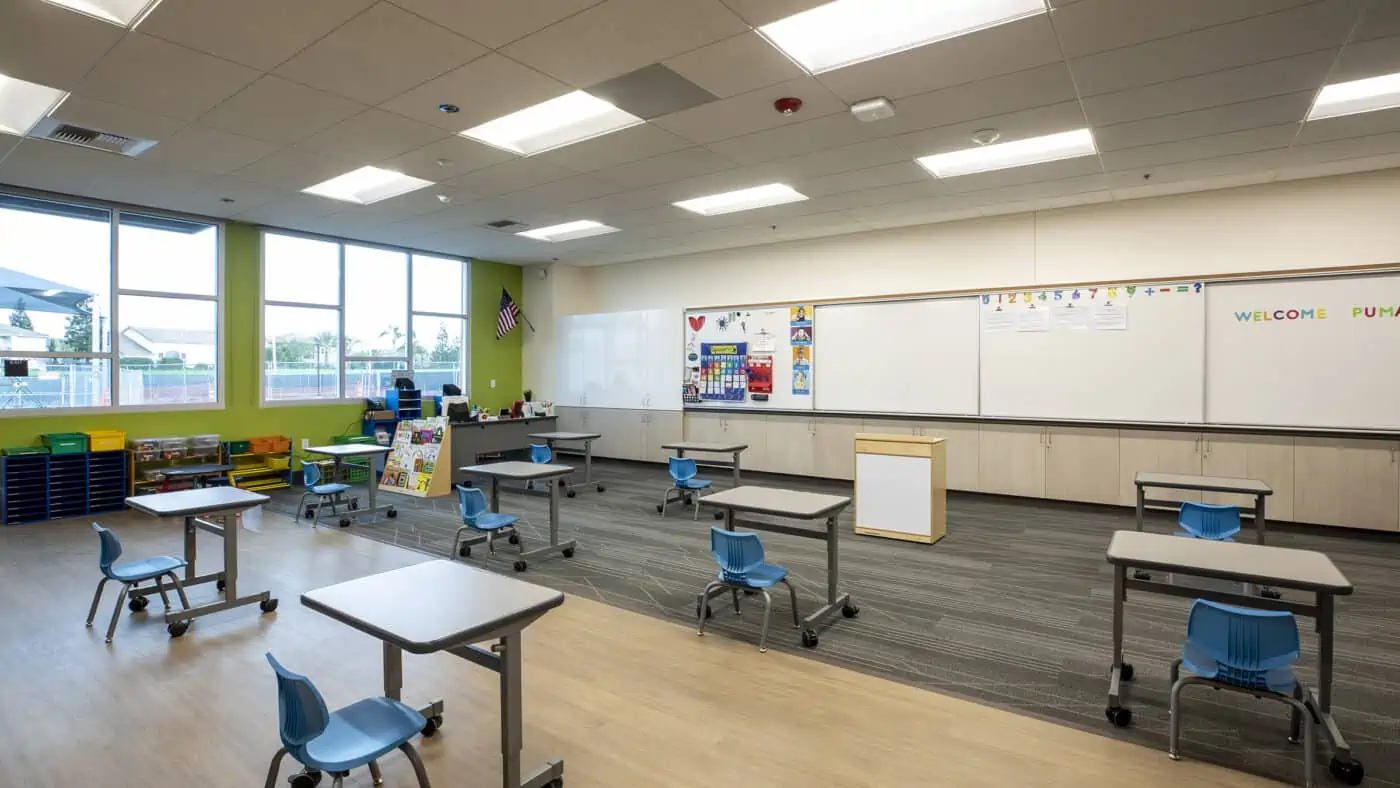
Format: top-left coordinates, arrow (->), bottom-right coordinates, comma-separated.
682,304 -> 814,410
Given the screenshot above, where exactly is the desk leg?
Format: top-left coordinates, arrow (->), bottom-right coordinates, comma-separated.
732,451 -> 742,487
1132,487 -> 1151,581
518,474 -> 577,567
499,632 -> 564,788
1310,593 -> 1361,779
158,512 -> 275,632
184,515 -> 197,582
1106,564 -> 1131,726
1255,495 -> 1282,599
490,476 -> 501,513
223,512 -> 238,599
794,516 -> 855,646
384,641 -> 446,736
585,439 -> 598,492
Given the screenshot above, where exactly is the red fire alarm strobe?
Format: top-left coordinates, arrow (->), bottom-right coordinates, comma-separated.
774,97 -> 803,115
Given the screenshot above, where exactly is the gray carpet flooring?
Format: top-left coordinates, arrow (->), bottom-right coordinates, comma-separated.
266,460 -> 1400,786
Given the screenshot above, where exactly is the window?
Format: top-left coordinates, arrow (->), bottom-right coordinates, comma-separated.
0,193 -> 220,412
261,233 -> 468,403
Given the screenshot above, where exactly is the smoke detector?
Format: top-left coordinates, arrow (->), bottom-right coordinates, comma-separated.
850,97 -> 895,122
971,128 -> 1001,146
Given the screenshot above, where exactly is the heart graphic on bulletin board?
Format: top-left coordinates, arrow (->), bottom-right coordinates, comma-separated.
688,316 -> 705,331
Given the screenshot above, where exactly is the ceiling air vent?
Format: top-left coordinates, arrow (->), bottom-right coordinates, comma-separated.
482,219 -> 530,233
28,118 -> 157,157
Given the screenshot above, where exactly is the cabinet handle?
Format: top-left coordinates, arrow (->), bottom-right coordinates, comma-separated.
1046,431 -> 1052,448
1203,439 -> 1211,456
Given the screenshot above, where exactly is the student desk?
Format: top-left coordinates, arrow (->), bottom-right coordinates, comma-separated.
1103,530 -> 1360,779
304,444 -> 396,526
661,441 -> 747,520
156,463 -> 234,490
461,461 -> 577,571
1133,471 -> 1276,594
528,431 -> 604,496
699,486 -> 857,648
301,560 -> 565,788
124,486 -> 276,637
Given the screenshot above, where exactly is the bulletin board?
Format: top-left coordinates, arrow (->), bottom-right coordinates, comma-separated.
682,304 -> 815,410
378,417 -> 452,498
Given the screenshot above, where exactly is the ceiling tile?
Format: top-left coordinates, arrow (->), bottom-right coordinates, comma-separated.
890,100 -> 1090,158
793,161 -> 929,198
1079,50 -> 1336,126
1099,123 -> 1300,171
233,193 -> 346,227
653,77 -> 846,144
1051,0 -> 1320,58
377,136 -> 516,183
140,125 -> 280,174
197,76 -> 368,145
231,146 -> 364,190
0,138 -> 143,197
441,158 -> 574,196
139,0 -> 377,71
535,124 -> 693,173
879,63 -> 1079,137
73,33 -> 261,121
1353,0 -> 1400,42
0,136 -> 21,164
274,2 -> 487,104
377,209 -> 470,240
595,147 -> 736,188
713,0 -> 828,26
385,0 -> 600,49
610,204 -> 689,228
501,0 -> 748,88
706,112 -> 882,165
491,173 -> 627,209
663,31 -> 807,99
48,95 -> 187,142
297,109 -> 448,162
183,177 -> 284,217
1094,91 -> 1314,151
1068,0 -> 1361,97
588,65 -> 718,120
1297,106 -> 1400,145
816,15 -> 1064,102
1328,34 -> 1400,82
1286,129 -> 1400,166
1107,150 -> 1287,191
0,0 -> 124,89
762,138 -> 912,181
378,54 -> 570,132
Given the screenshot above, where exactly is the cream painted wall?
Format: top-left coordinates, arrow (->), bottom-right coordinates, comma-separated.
523,260 -> 596,401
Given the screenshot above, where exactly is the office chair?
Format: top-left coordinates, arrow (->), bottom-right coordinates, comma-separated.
298,462 -> 353,527
1169,600 -> 1315,786
1177,501 -> 1242,541
451,485 -> 528,569
661,456 -> 711,520
86,523 -> 191,643
264,653 -> 432,788
697,527 -> 801,653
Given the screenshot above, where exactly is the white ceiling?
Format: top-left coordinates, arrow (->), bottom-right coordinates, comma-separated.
1,0 -> 1399,266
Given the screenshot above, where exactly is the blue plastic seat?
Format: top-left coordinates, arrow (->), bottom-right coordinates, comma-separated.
298,462 -> 353,527
1168,599 -> 1314,784
697,527 -> 801,653
450,485 -> 526,562
661,456 -> 712,520
1177,501 -> 1241,541
529,443 -> 552,464
264,653 -> 431,788
85,523 -> 190,643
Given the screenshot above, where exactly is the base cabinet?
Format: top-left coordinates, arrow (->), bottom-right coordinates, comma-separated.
1117,430 -> 1203,506
1201,435 -> 1295,522
1293,438 -> 1399,531
977,425 -> 1045,498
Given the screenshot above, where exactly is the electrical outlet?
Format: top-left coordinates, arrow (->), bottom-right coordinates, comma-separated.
490,379 -> 496,388
301,438 -> 310,450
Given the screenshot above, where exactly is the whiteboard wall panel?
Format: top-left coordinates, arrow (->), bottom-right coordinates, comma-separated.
682,304 -> 814,410
1206,274 -> 1400,429
556,309 -> 677,410
816,298 -> 979,415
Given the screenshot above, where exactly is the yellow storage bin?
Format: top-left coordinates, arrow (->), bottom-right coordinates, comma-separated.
266,456 -> 291,471
85,430 -> 127,452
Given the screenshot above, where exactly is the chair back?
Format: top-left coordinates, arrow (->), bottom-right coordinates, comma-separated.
303,462 -> 323,488
1186,599 -> 1299,689
1179,501 -> 1242,540
710,527 -> 765,584
529,443 -> 552,464
456,484 -> 489,527
266,653 -> 330,750
669,456 -> 697,483
92,522 -> 122,578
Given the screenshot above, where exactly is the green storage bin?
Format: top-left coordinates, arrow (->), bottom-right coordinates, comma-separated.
41,432 -> 88,454
229,440 -> 251,454
3,446 -> 49,456
333,435 -> 376,445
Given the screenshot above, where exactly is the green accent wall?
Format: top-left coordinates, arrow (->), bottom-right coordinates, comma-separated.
0,221 -> 521,450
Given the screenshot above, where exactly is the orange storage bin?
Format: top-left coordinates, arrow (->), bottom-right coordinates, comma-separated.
248,435 -> 291,454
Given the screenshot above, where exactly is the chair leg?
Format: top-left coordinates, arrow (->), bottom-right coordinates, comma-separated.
1290,684 -> 1303,744
513,526 -> 527,554
154,578 -> 172,610
487,530 -> 496,555
368,759 -> 383,786
660,486 -> 673,518
692,492 -> 701,521
85,577 -> 109,627
731,588 -> 741,615
105,583 -> 129,643
450,526 -> 465,560
780,578 -> 801,628
1168,677 -> 1187,760
757,588 -> 774,653
1169,657 -> 1182,687
399,742 -> 433,788
297,493 -> 311,521
167,572 -> 190,610
697,581 -> 721,635
263,748 -> 287,788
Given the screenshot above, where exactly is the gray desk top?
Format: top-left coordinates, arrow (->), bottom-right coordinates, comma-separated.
157,463 -> 235,477
305,444 -> 393,457
1107,531 -> 1352,593
529,432 -> 602,441
461,461 -> 574,480
126,486 -> 270,517
1135,471 -> 1272,495
700,485 -> 851,519
661,441 -> 748,453
301,560 -> 564,654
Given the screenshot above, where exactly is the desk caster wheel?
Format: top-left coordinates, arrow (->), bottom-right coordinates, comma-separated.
656,504 -> 664,513
713,512 -> 723,521
421,715 -> 443,737
801,629 -> 819,648
128,596 -> 149,612
567,490 -> 576,498
1105,706 -> 1131,727
349,498 -> 360,511
387,507 -> 398,519
842,604 -> 860,618
1260,587 -> 1282,600
1330,757 -> 1364,785
508,532 -> 520,545
513,560 -> 528,572
563,547 -> 575,558
338,518 -> 351,528
597,485 -> 605,493
1120,663 -> 1135,681
304,507 -> 316,520
458,544 -> 471,558
289,770 -> 322,788
216,578 -> 225,591
167,620 -> 190,638
260,598 -> 279,613
697,603 -> 712,620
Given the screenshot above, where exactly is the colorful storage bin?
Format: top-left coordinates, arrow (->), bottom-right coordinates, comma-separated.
248,435 -> 291,454
3,446 -> 49,456
84,430 -> 126,452
228,440 -> 251,455
41,433 -> 88,454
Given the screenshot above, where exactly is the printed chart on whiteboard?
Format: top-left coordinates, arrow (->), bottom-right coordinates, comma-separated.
682,304 -> 815,410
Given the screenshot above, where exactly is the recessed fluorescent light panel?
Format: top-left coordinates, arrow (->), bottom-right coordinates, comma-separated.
0,74 -> 68,137
673,184 -> 809,216
759,0 -> 1048,74
517,220 -> 620,242
1307,71 -> 1400,121
460,91 -> 644,156
39,0 -> 164,27
916,128 -> 1097,178
302,166 -> 433,205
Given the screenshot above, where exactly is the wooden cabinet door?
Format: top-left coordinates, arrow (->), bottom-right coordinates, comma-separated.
1117,429 -> 1203,506
813,417 -> 862,480
977,424 -> 1045,498
1294,438 -> 1399,531
644,411 -> 684,464
765,415 -> 815,476
684,411 -> 725,444
1201,434 -> 1295,523
556,406 -> 585,434
722,413 -> 769,471
1044,426 -> 1120,505
921,421 -> 979,492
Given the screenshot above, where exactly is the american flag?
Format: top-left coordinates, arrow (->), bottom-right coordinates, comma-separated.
497,288 -> 520,338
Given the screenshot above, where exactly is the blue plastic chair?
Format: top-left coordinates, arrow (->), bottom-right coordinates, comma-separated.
1168,600 -> 1315,784
86,522 -> 190,643
298,462 -> 353,526
525,443 -> 553,492
697,527 -> 801,653
264,653 -> 432,788
1177,501 -> 1242,541
661,456 -> 712,520
451,485 -> 527,564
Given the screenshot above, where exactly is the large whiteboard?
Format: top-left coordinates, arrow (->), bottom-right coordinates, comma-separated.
1207,274 -> 1400,429
555,309 -> 679,409
816,298 -> 979,415
682,304 -> 814,410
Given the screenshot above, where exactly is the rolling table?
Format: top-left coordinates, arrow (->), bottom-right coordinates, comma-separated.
157,463 -> 234,490
528,431 -> 604,496
1104,530 -> 1362,784
301,560 -> 565,788
660,441 -> 747,520
124,486 -> 276,637
304,444 -> 396,527
699,485 -> 857,648
1134,471 -> 1277,597
461,461 -> 577,571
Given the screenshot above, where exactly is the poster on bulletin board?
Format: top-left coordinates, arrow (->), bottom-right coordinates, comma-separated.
378,417 -> 452,498
682,304 -> 815,410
